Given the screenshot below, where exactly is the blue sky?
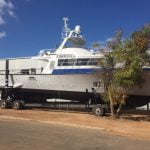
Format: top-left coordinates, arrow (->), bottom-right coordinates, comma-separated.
0,0 -> 150,58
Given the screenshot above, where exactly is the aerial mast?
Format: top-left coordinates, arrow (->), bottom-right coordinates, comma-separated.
62,17 -> 71,39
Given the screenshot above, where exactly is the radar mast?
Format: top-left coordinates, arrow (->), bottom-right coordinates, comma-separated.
58,18 -> 86,50
62,17 -> 71,39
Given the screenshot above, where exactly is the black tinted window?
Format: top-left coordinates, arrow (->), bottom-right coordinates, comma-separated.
76,59 -> 89,66
88,58 -> 99,65
58,59 -> 75,66
58,58 -> 99,66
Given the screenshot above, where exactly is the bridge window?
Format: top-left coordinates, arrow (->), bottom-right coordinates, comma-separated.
88,58 -> 99,65
58,59 -> 75,66
76,59 -> 89,66
58,58 -> 99,66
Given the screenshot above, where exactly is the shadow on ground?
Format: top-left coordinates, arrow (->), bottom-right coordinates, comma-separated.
120,110 -> 150,121
24,104 -> 150,122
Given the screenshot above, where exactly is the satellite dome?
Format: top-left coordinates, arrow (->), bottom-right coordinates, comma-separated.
75,25 -> 81,34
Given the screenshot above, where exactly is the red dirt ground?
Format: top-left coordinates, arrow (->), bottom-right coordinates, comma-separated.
0,108 -> 149,140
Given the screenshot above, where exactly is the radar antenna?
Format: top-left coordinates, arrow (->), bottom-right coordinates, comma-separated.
62,17 -> 71,39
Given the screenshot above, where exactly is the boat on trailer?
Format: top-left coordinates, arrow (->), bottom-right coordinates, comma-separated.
0,18 -> 149,115
0,18 -> 105,111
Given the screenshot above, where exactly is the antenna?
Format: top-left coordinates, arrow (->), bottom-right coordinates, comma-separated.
62,17 -> 70,39
63,17 -> 69,30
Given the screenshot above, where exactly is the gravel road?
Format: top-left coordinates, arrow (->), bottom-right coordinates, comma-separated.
0,118 -> 150,150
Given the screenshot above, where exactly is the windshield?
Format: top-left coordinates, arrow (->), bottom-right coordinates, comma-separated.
58,58 -> 99,66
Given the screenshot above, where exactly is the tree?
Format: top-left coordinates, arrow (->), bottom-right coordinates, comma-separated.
99,25 -> 150,118
99,29 -> 125,117
107,29 -> 123,49
99,53 -> 115,117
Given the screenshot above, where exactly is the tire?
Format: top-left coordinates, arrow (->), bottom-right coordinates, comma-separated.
0,100 -> 9,109
12,101 -> 23,110
92,105 -> 105,116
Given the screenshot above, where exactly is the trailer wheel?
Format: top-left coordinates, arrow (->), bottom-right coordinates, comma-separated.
12,101 -> 23,110
92,105 -> 105,116
0,100 -> 9,109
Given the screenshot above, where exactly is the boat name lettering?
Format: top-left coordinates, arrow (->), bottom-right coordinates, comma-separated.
57,54 -> 75,58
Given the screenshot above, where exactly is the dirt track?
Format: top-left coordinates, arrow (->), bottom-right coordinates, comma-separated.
0,108 -> 150,141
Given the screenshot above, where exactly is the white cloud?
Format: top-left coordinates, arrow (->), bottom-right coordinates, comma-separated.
0,0 -> 16,24
0,0 -> 16,39
0,31 -> 6,38
7,0 -> 14,9
0,15 -> 4,24
106,37 -> 115,42
106,37 -> 125,43
8,9 -> 16,18
0,0 -> 30,39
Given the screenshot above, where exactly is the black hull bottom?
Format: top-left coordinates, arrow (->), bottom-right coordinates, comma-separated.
10,88 -> 103,104
1,88 -> 149,107
126,95 -> 150,108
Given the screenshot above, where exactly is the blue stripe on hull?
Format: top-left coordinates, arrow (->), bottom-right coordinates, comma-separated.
52,68 -> 98,75
52,68 -> 150,75
143,68 -> 150,71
